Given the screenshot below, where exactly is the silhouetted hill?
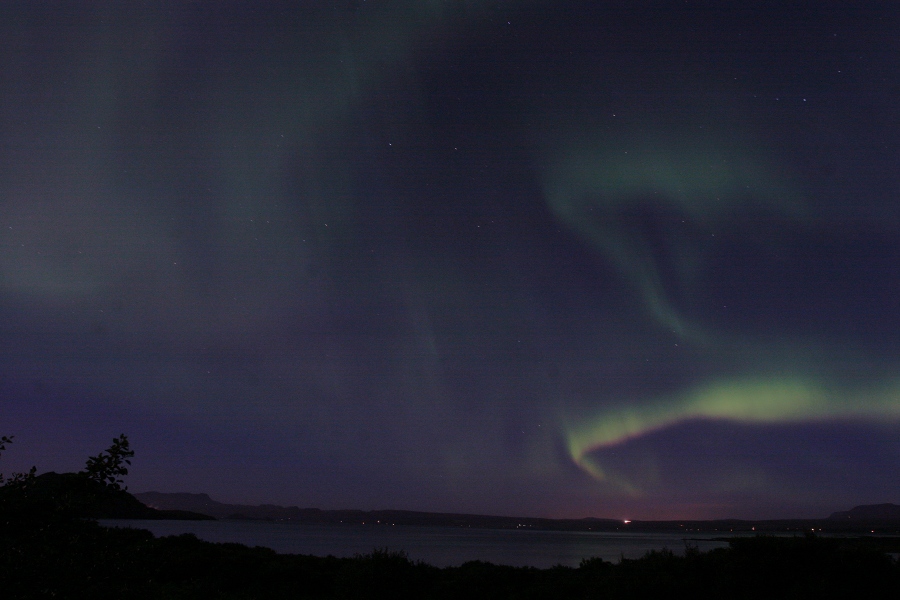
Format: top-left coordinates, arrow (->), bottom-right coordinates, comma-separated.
829,504 -> 900,522
136,491 -> 231,517
135,491 -> 623,530
0,473 -> 213,520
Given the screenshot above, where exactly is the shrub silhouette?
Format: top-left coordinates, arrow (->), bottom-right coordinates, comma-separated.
84,434 -> 135,491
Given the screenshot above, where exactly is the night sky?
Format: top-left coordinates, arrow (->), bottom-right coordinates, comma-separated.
2,1 -> 899,520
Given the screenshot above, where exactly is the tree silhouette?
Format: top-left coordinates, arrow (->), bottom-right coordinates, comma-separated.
83,434 -> 135,491
0,435 -> 10,483
0,435 -> 36,489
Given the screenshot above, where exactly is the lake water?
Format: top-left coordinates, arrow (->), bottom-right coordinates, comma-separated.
100,520 -> 733,568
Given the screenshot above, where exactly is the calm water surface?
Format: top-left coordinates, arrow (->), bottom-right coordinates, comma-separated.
101,520 -> 733,568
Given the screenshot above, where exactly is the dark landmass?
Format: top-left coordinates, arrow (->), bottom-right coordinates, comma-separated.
135,492 -> 900,534
5,439 -> 898,597
4,523 -> 900,599
0,473 -> 214,521
135,491 -> 625,530
829,503 -> 900,522
6,480 -> 900,597
6,486 -> 900,598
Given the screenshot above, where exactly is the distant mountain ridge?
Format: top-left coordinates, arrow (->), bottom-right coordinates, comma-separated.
136,492 -> 329,522
134,491 -> 621,530
135,492 -> 900,533
828,503 -> 900,521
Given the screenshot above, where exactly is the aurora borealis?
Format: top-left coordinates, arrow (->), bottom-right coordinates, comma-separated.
2,1 -> 899,520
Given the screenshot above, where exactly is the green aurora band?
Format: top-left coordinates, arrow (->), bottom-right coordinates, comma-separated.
566,376 -> 900,487
541,129 -> 803,341
538,124 -> 900,488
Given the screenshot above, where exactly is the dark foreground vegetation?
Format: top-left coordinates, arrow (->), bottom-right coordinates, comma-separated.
2,436 -> 900,598
3,522 -> 899,600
